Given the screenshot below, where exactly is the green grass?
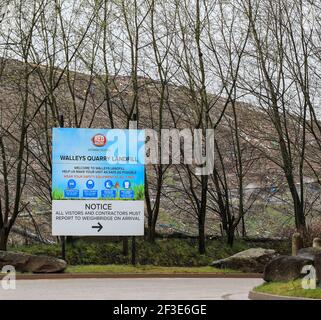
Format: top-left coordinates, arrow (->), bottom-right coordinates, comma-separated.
52,184 -> 145,200
52,188 -> 64,200
133,184 -> 144,200
66,264 -> 238,274
254,280 -> 321,299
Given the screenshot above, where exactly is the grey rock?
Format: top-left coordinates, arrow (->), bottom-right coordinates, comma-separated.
263,255 -> 313,282
298,247 -> 321,282
298,247 -> 321,261
313,238 -> 321,249
0,251 -> 67,273
210,248 -> 277,273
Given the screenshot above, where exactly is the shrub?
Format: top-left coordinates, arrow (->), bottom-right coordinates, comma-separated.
10,238 -> 236,266
10,237 -> 289,266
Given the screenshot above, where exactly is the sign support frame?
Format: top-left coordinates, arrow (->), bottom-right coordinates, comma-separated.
131,113 -> 138,266
58,114 -> 66,261
53,114 -> 143,263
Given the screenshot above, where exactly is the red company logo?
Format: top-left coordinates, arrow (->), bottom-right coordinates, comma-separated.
92,134 -> 107,147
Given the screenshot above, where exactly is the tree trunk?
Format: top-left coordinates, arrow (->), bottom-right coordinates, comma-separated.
122,238 -> 129,256
147,218 -> 154,242
198,217 -> 206,254
146,205 -> 156,243
146,192 -> 161,243
198,175 -> 208,254
227,227 -> 235,247
286,173 -> 306,235
145,171 -> 155,243
149,217 -> 158,243
0,228 -> 8,251
241,215 -> 246,238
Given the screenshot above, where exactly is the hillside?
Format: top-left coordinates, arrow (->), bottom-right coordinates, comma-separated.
0,58 -> 320,245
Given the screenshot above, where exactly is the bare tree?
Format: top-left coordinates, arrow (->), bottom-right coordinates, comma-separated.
240,0 -> 308,235
0,0 -> 45,250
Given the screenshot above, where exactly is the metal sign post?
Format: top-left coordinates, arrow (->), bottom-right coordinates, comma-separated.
130,113 -> 138,266
59,114 -> 66,260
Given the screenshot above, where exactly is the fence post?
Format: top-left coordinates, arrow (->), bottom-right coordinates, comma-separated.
292,232 -> 303,256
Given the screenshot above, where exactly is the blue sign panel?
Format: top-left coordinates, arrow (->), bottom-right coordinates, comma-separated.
52,128 -> 145,201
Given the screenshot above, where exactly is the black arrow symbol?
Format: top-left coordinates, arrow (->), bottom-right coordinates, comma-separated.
92,222 -> 103,232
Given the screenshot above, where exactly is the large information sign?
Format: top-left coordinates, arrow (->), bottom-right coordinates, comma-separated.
52,128 -> 145,236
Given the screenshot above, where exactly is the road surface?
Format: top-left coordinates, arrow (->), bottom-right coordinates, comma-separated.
0,278 -> 262,300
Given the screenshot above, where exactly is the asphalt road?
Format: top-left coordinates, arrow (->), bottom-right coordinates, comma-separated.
0,278 -> 263,300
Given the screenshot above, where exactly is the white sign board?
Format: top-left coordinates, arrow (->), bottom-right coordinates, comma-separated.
52,200 -> 144,236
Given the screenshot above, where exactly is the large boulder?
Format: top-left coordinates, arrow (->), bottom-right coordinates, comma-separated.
263,255 -> 313,282
298,247 -> 321,261
298,247 -> 321,282
0,251 -> 67,273
210,248 -> 277,273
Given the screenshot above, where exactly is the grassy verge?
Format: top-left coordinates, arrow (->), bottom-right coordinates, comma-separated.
66,264 -> 238,274
254,280 -> 321,299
